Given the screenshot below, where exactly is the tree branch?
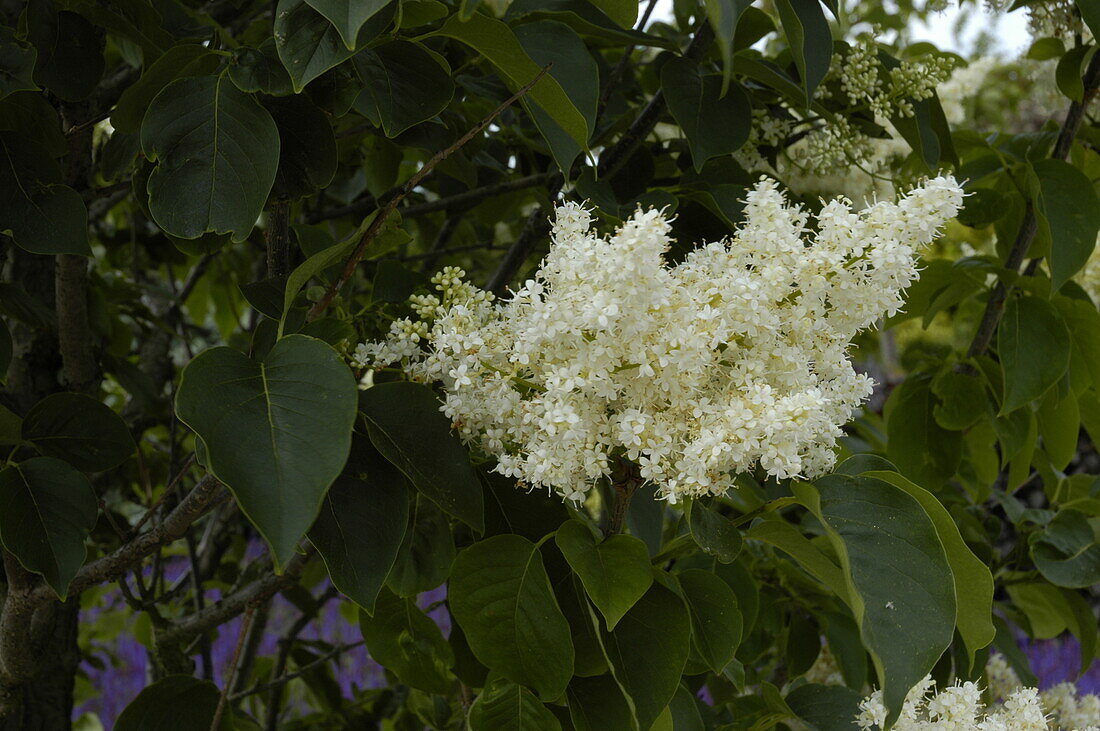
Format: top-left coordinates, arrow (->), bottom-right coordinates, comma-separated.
966,51 -> 1100,359
305,64 -> 553,321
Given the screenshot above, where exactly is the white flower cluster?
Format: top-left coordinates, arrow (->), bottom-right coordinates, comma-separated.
355,177 -> 963,503
857,659 -> 1100,730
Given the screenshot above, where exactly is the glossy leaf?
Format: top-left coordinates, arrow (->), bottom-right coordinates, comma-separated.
0,457 -> 97,599
1032,159 -> 1100,291
469,677 -> 562,730
449,534 -> 574,700
662,58 -> 752,171
687,500 -> 742,563
866,470 -> 995,670
678,568 -> 742,673
1030,509 -> 1100,588
554,519 -> 652,630
0,132 -> 89,255
359,588 -> 455,693
23,392 -> 135,472
596,583 -> 691,731
352,41 -> 454,137
308,464 -> 408,613
774,0 -> 831,105
112,44 -> 222,133
141,74 -> 280,242
175,335 -> 358,570
785,683 -> 863,731
303,0 -> 391,49
998,295 -> 1071,413
796,475 -> 956,725
359,381 -> 484,532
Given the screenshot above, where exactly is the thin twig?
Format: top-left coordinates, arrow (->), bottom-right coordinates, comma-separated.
210,605 -> 256,731
305,63 -> 554,321
232,640 -> 366,703
131,453 -> 196,533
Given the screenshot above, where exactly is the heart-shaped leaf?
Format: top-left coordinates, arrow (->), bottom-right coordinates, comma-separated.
555,519 -> 652,630
141,73 -> 280,242
175,334 -> 357,570
0,131 -> 89,255
23,392 -> 135,472
0,457 -> 97,598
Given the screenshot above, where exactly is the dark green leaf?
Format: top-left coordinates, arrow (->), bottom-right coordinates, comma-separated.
931,368 -> 987,431
265,94 -> 338,200
359,381 -> 484,532
358,588 -> 455,693
678,568 -> 742,673
704,0 -> 753,93
1030,509 -> 1100,588
229,41 -> 294,96
308,463 -> 408,613
1031,159 -> 1100,291
112,44 -> 222,133
115,676 -> 227,731
141,73 -> 280,242
26,0 -> 104,102
0,457 -> 97,599
567,674 -> 634,731
785,684 -> 863,731
0,92 -> 65,157
885,374 -> 961,488
596,583 -> 690,731
0,28 -> 38,100
662,58 -> 752,171
555,519 -> 652,630
796,476 -> 956,725
352,41 -> 454,137
386,493 -> 455,596
175,335 -> 358,570
303,0 -> 391,49
450,534 -> 574,700
23,393 -> 135,472
469,677 -> 562,730
687,500 -> 742,563
998,295 -> 1071,413
774,0 -> 831,105
0,132 -> 89,255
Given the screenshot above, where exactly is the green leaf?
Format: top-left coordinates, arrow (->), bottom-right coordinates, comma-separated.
931,368 -> 987,431
678,568 -> 742,673
554,519 -> 652,630
1037,387 -> 1079,471
141,73 -> 280,242
0,92 -> 65,158
514,20 -> 599,174
304,0 -> 391,49
274,0 -> 395,93
703,0 -> 753,93
115,676 -> 227,731
229,41 -> 293,96
0,457 -> 97,599
567,674 -> 635,730
0,132 -> 89,255
1030,509 -> 1100,588
470,676 -> 562,730
359,382 -> 484,532
583,0 -> 635,27
1031,159 -> 1100,291
359,588 -> 455,693
1055,44 -> 1094,102
386,493 -> 455,596
66,0 -> 173,60
885,374 -> 961,488
0,28 -> 38,100
795,475 -> 956,726
661,58 -> 752,172
265,94 -> 338,200
785,684 -> 863,731
744,517 -> 847,596
22,393 -> 135,472
998,295 -> 1071,413
430,13 -> 590,149
687,500 -> 742,563
866,470 -> 995,671
175,335 -> 358,570
112,44 -> 222,133
1006,582 -> 1068,639
308,464 -> 408,613
449,534 -> 574,700
352,41 -> 455,137
1080,0 -> 1100,39
774,0 -> 831,105
596,583 -> 691,731
26,0 -> 104,102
